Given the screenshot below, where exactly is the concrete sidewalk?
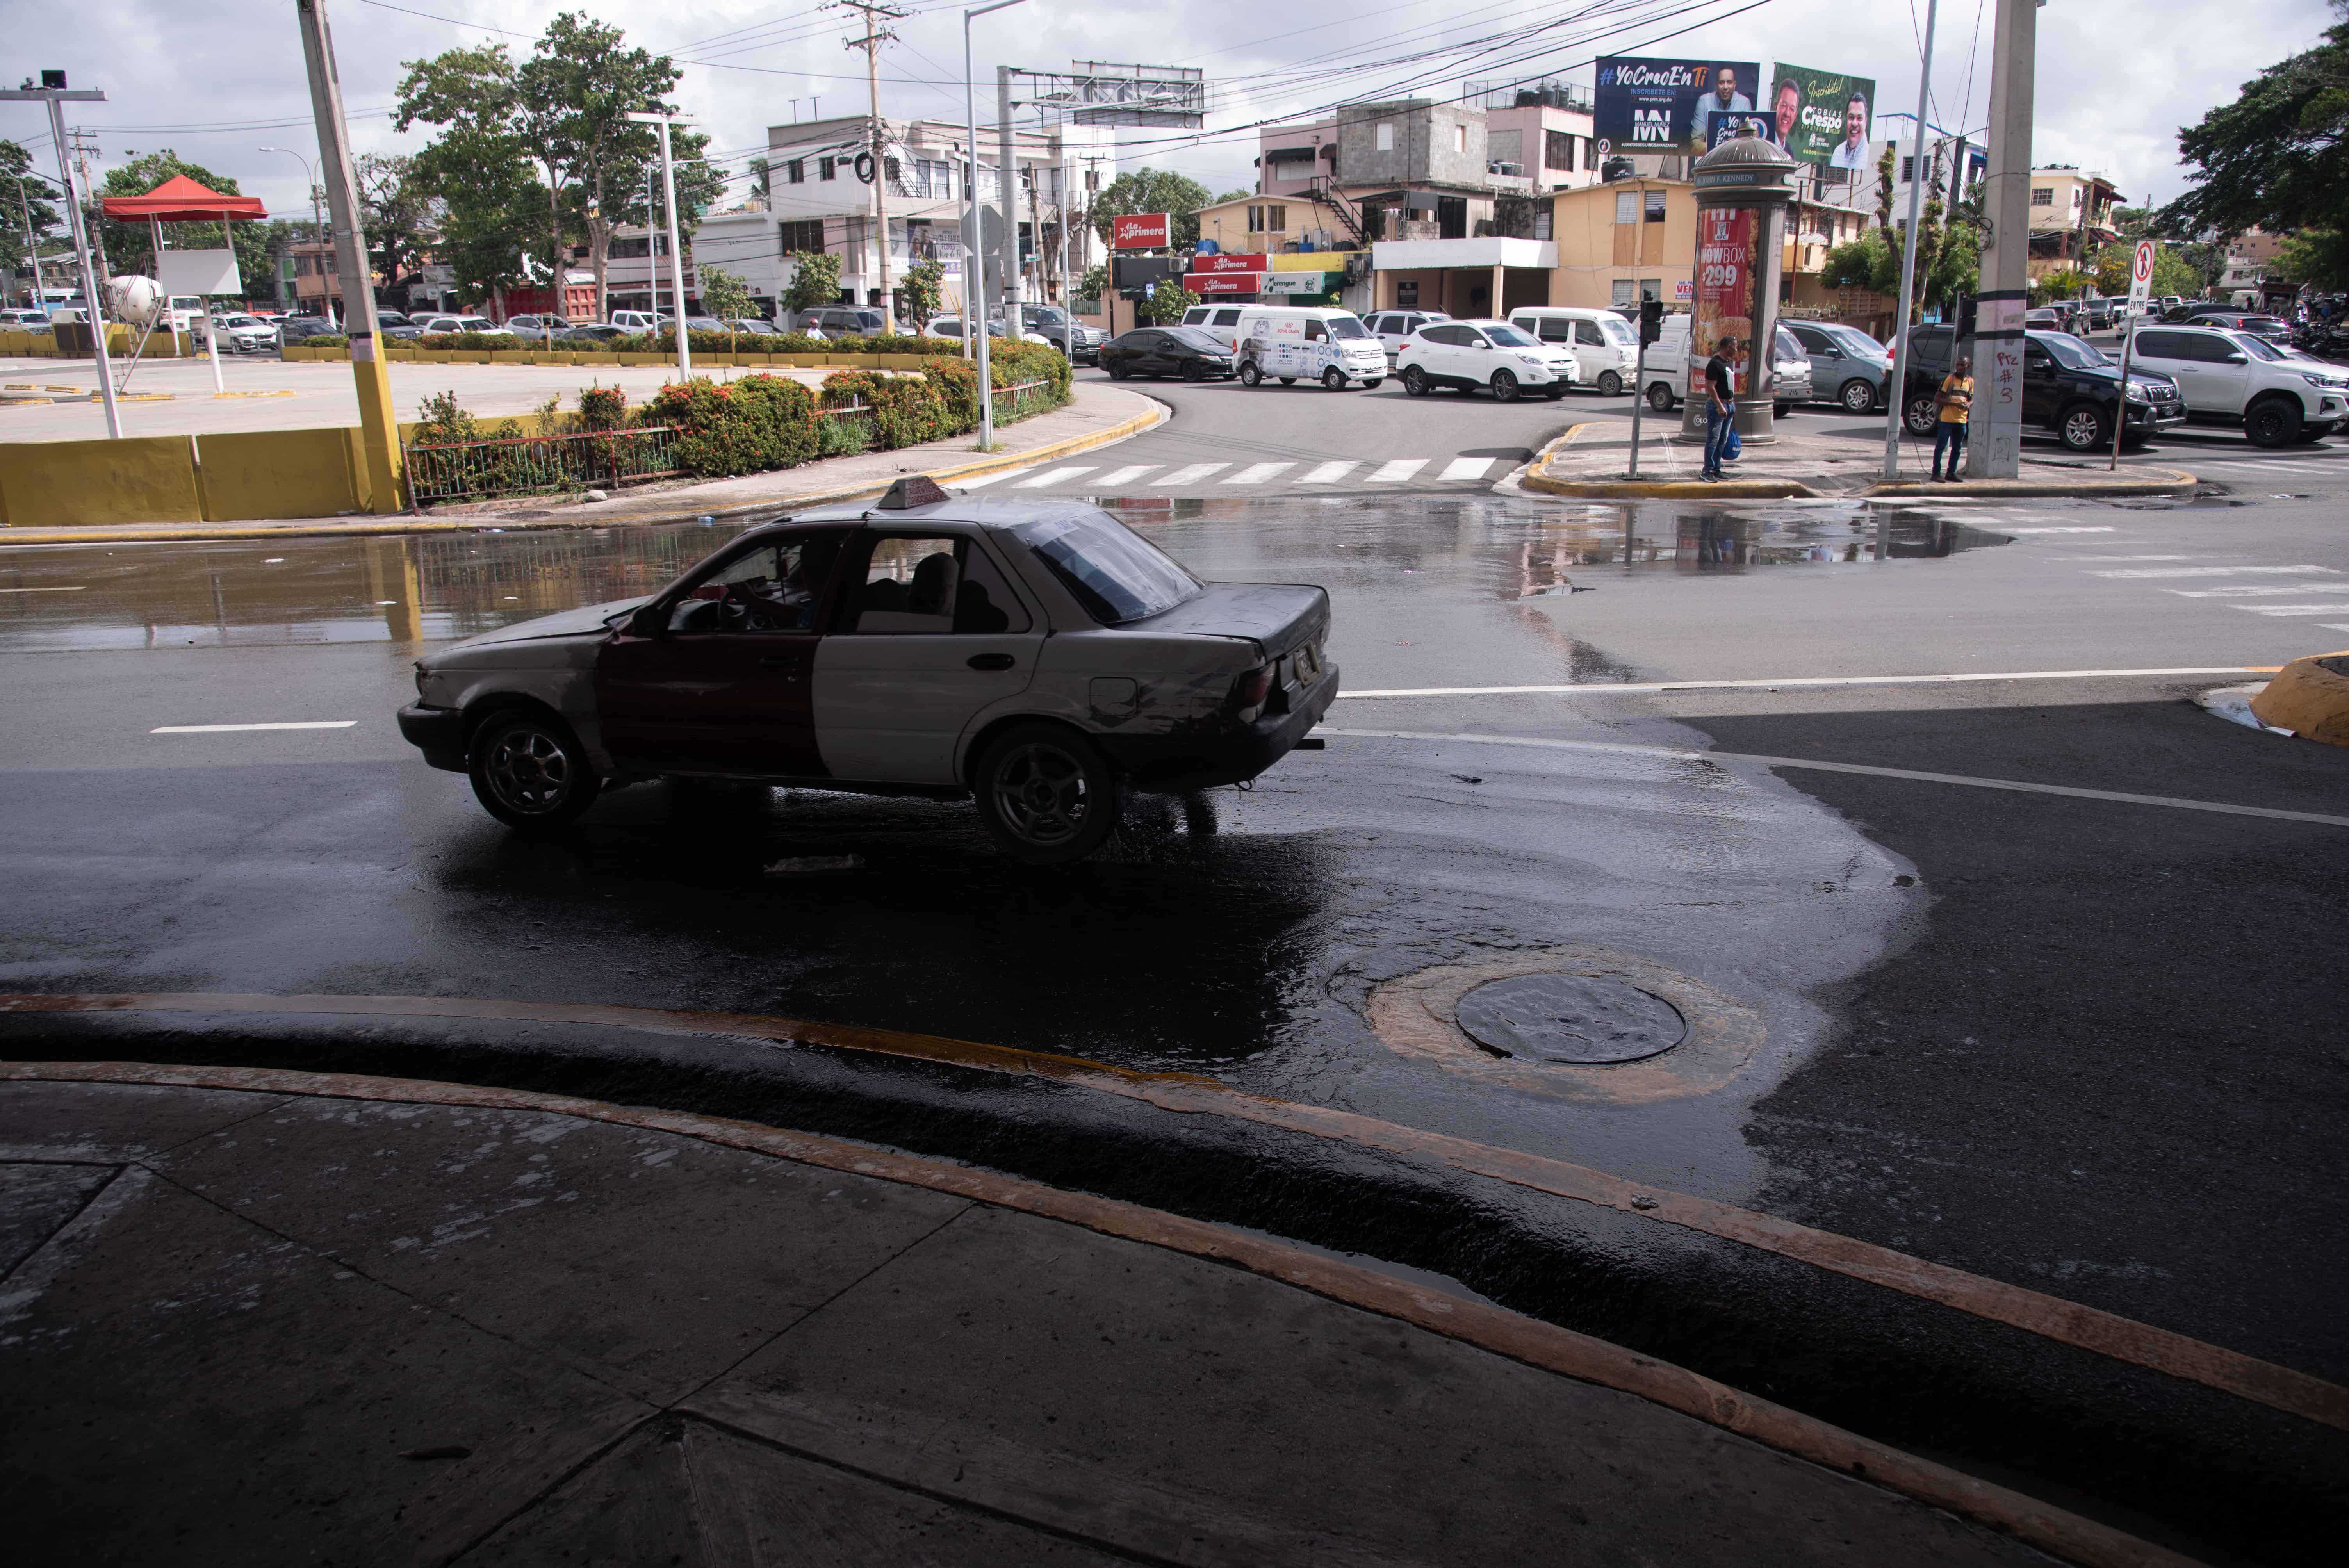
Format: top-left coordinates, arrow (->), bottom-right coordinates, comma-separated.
0,1064 -> 2160,1567
0,382 -> 1164,547
1522,421 -> 2199,500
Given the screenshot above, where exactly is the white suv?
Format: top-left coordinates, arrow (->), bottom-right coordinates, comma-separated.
2123,324 -> 2349,445
1397,319 -> 1577,401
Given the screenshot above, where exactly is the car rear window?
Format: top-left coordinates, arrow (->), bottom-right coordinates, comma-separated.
1009,514 -> 1201,625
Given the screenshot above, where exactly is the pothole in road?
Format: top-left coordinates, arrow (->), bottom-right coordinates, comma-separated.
1454,972 -> 1687,1063
1367,947 -> 1763,1102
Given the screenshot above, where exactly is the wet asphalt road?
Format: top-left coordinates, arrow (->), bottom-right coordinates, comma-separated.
4,461 -> 2348,1557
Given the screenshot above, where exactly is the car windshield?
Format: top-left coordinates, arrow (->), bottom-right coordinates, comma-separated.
1009,513 -> 1202,625
1165,327 -> 1225,350
1325,314 -> 1371,340
2223,331 -> 2287,361
1483,324 -> 1538,347
2037,332 -> 2109,369
1827,325 -> 1885,356
1599,316 -> 1635,344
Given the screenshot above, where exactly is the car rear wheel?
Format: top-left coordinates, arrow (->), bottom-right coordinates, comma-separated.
1840,378 -> 1877,413
1238,362 -> 1262,387
1490,370 -> 1520,403
1596,370 -> 1623,396
1362,378 -> 1384,390
972,722 -> 1120,865
1647,382 -> 1675,413
1322,367 -> 1349,390
1403,366 -> 1429,397
1105,362 -> 1129,380
2059,402 -> 2110,452
2245,397 -> 2304,448
1904,393 -> 1939,436
468,710 -> 601,831
1183,361 -> 1205,381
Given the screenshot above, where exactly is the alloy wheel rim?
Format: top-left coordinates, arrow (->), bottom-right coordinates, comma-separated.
487,728 -> 570,814
993,743 -> 1090,845
2066,410 -> 2101,447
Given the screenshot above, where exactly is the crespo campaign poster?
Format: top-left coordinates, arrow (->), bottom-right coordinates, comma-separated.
1595,56 -> 1764,155
1767,63 -> 1877,179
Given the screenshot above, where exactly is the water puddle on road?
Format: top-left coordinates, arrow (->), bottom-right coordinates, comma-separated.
0,498 -> 2010,654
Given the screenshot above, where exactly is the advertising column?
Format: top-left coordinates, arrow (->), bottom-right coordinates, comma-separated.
1683,205 -> 1755,437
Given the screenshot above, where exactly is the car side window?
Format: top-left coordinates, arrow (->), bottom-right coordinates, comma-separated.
2135,331 -> 2185,359
668,533 -> 845,634
1211,308 -> 1242,326
850,534 -> 1025,635
956,542 -> 1031,633
1572,321 -> 1603,345
1304,320 -> 1327,341
2186,333 -> 2239,362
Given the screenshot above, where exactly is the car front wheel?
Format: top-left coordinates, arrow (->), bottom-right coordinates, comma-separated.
468,709 -> 601,830
1403,366 -> 1429,396
1647,382 -> 1675,413
972,722 -> 1120,864
2245,398 -> 2304,447
1238,362 -> 1262,387
2059,402 -> 2111,452
1490,370 -> 1520,403
1840,378 -> 1877,413
1323,367 -> 1349,390
1596,370 -> 1623,396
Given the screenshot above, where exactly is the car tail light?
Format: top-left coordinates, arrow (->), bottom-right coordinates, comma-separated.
1228,665 -> 1274,713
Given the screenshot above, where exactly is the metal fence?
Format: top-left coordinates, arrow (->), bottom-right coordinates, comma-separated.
994,377 -> 1058,423
405,426 -> 679,504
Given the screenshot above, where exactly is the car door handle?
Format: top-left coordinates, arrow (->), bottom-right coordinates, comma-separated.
967,652 -> 1016,671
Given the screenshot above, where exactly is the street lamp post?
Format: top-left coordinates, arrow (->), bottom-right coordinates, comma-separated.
258,145 -> 330,326
627,110 -> 697,381
2,73 -> 121,438
964,0 -> 1027,451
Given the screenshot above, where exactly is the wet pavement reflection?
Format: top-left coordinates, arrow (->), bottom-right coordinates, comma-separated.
0,498 -> 2009,654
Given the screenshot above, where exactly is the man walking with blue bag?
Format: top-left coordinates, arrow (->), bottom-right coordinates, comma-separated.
1700,335 -> 1738,482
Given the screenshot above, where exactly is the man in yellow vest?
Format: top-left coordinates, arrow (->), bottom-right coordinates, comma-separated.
1932,355 -> 1974,482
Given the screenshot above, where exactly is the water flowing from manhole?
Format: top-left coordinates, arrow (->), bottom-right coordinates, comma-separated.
1453,973 -> 1689,1064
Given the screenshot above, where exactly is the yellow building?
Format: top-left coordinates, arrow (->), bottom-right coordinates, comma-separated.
1546,179 -> 1696,310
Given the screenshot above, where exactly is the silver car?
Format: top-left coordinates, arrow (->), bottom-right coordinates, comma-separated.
1783,321 -> 1891,413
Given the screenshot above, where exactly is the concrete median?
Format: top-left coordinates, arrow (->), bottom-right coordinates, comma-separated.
2249,649 -> 2349,746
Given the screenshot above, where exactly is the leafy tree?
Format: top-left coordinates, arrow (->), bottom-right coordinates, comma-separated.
2270,227 -> 2349,290
355,154 -> 437,297
781,249 -> 843,316
698,264 -> 753,322
1091,168 -> 1213,247
897,255 -> 945,328
2159,0 -> 2349,285
1139,282 -> 1197,325
0,141 -> 61,282
1213,187 -> 1252,205
1077,262 -> 1107,303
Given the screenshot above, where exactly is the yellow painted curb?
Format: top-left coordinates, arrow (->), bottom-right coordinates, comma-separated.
0,394 -> 1167,547
2249,649 -> 2349,746
1863,467 -> 2198,499
1522,422 -> 1821,499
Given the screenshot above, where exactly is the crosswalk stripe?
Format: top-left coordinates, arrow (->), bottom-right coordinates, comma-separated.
950,467 -> 1024,490
2091,565 -> 2338,579
1150,462 -> 1230,487
2235,604 -> 2349,616
1224,461 -> 1297,485
1093,465 -> 1157,487
1440,456 -> 1496,481
1015,465 -> 1096,488
1367,458 -> 1428,483
2001,526 -> 2116,534
1296,461 -> 1358,484
2164,584 -> 2349,598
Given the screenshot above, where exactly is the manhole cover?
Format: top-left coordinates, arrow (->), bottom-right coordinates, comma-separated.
1453,973 -> 1688,1064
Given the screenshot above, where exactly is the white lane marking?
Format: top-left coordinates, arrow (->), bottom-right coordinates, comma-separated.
1296,461 -> 1358,485
2092,565 -> 2338,579
1366,458 -> 1429,483
1224,461 -> 1297,485
0,585 -> 86,592
2164,584 -> 2349,598
1092,465 -> 1157,487
2322,624 -> 2349,632
948,467 -> 1027,490
1150,463 -> 1231,487
151,721 -> 358,734
2071,555 -> 2197,562
1317,728 -> 2349,830
1440,456 -> 1496,481
1998,526 -> 2117,534
1334,666 -> 2273,700
2235,604 -> 2349,616
1014,465 -> 1097,488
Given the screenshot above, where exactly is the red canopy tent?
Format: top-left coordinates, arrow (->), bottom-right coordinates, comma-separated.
98,173 -> 267,223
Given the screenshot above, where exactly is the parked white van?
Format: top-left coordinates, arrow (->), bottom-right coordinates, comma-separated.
610,309 -> 669,333
1506,306 -> 1641,395
1639,317 -> 1812,415
1178,303 -> 1250,352
1232,307 -> 1388,390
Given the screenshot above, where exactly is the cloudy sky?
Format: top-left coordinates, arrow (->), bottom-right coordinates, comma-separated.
7,0 -> 2331,220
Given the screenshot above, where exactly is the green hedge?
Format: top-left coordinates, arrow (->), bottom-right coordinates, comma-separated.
642,374 -> 820,478
299,335 -> 349,349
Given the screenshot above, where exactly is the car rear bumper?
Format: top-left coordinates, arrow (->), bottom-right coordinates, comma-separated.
1096,669 -> 1340,792
398,703 -> 469,771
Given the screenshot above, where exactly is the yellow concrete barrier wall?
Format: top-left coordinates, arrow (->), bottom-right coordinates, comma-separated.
192,429 -> 365,522
0,435 -> 203,526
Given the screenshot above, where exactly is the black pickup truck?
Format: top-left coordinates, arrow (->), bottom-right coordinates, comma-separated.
1900,325 -> 2187,452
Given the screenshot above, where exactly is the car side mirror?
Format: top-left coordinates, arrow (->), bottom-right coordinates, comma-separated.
1473,339 -> 1492,350
627,604 -> 669,638
2222,351 -> 2248,364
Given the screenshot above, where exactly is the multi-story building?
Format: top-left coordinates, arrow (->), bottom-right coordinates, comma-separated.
1471,78 -> 1603,194
2025,165 -> 2124,274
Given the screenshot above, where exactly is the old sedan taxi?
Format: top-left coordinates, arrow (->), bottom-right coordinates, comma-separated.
397,477 -> 1338,862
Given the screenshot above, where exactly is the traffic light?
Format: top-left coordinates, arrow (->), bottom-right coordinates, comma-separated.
1953,295 -> 1977,339
1639,298 -> 1663,345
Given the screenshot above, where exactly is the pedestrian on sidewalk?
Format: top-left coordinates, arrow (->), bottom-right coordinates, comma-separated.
1932,355 -> 1973,481
1700,336 -> 1738,481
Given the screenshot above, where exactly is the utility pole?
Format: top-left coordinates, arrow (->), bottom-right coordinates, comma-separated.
2,73 -> 121,437
840,0 -> 904,333
1970,0 -> 2035,478
14,177 -> 46,306
294,0 -> 402,510
1880,0 -> 1940,481
628,109 -> 697,379
67,125 -> 112,286
997,64 -> 1019,324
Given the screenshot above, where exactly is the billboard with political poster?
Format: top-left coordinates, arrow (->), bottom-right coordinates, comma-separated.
1595,56 -> 1764,155
1766,63 -> 1877,182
